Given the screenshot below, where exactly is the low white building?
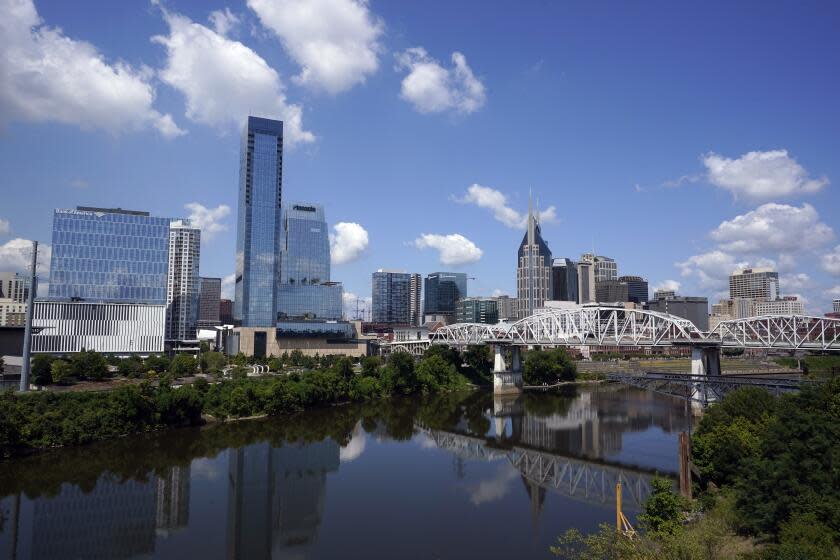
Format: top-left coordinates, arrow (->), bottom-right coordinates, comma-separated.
32,301 -> 165,354
753,297 -> 805,316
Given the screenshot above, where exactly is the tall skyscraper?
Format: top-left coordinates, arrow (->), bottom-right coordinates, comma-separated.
165,221 -> 201,341
48,207 -> 172,303
0,272 -> 30,303
198,277 -> 222,328
371,270 -> 413,324
551,258 -> 579,302
235,116 -> 284,327
457,297 -> 499,324
595,280 -> 629,303
583,254 -> 617,282
835,299 -> 840,313
517,196 -> 552,319
409,273 -> 422,326
729,268 -> 779,300
277,203 -> 342,320
220,298 -> 234,324
424,272 -> 467,321
619,275 -> 649,304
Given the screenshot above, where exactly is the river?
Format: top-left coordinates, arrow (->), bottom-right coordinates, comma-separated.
0,385 -> 692,559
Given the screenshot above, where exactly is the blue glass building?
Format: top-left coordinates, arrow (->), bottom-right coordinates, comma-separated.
48,207 -> 172,304
372,270 -> 412,324
235,116 -> 284,327
277,203 -> 342,320
423,272 -> 468,317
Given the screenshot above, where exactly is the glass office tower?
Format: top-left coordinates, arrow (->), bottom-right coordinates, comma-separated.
48,207 -> 171,304
235,117 -> 284,327
423,272 -> 467,318
277,202 -> 342,320
371,270 -> 412,324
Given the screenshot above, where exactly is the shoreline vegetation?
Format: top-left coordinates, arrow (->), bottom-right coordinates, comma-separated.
553,377 -> 840,560
0,345 -> 578,460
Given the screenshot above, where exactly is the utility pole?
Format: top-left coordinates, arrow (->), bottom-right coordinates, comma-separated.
20,240 -> 38,392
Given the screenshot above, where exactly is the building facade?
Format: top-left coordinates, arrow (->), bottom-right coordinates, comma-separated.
198,277 -> 222,328
753,297 -> 805,316
220,299 -> 234,324
517,200 -> 552,319
31,301 -> 165,354
551,258 -> 579,302
235,116 -> 284,327
495,295 -> 515,321
409,273 -> 422,327
729,268 -> 779,300
834,299 -> 840,313
0,272 -> 30,303
595,280 -> 629,303
372,270 -> 413,324
0,300 -> 25,326
583,254 -> 617,283
165,221 -> 201,341
577,258 -> 596,304
48,207 -> 171,304
424,272 -> 467,321
457,297 -> 499,324
653,289 -> 675,301
647,296 -> 709,331
619,275 -> 649,304
277,203 -> 342,321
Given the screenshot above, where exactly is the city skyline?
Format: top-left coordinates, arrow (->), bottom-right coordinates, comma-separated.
1,0 -> 840,313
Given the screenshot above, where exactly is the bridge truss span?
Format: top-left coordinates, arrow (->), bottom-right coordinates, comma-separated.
710,314 -> 840,351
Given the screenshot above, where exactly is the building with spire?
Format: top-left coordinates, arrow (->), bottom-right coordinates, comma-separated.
516,194 -> 552,319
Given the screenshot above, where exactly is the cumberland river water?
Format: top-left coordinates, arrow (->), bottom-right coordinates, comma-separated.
0,386 -> 692,559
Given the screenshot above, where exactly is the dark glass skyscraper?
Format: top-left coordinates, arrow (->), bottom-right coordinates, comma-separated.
371,270 -> 412,324
423,272 -> 467,318
552,258 -> 579,302
235,117 -> 284,327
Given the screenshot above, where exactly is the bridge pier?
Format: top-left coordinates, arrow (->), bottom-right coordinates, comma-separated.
493,344 -> 522,395
691,345 -> 721,408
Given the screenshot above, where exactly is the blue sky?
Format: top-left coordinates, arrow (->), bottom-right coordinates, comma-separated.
1,0 -> 839,314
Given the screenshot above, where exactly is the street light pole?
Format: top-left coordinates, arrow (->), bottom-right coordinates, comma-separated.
20,240 -> 38,392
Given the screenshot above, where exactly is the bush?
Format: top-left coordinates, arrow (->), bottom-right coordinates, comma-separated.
51,360 -> 72,384
31,354 -> 55,385
117,356 -> 144,378
70,350 -> 109,381
201,351 -> 227,375
170,354 -> 197,378
144,354 -> 170,373
639,477 -> 687,536
523,347 -> 577,385
361,356 -> 382,377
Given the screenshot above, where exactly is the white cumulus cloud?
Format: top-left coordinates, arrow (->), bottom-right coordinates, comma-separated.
676,250 -> 744,291
822,245 -> 840,276
221,273 -> 235,300
703,149 -> 828,201
330,222 -> 369,265
780,273 -> 812,292
153,6 -> 314,145
457,184 -> 557,229
0,238 -> 51,275
0,0 -> 183,138
208,8 -> 240,36
653,279 -> 681,294
0,218 -> 9,235
709,203 -> 834,253
185,203 -> 231,241
248,0 -> 383,94
413,233 -> 482,265
396,48 -> 486,114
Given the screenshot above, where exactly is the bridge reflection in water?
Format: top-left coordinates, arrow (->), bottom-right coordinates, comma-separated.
419,387 -> 691,517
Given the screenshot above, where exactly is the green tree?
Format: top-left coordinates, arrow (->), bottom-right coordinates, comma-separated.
70,350 -> 109,381
332,356 -> 354,381
461,345 -> 492,384
383,352 -> 417,394
117,356 -> 144,378
50,359 -> 72,384
202,352 -> 227,375
31,354 -> 55,385
772,513 -> 839,560
144,354 -> 170,374
523,347 -> 577,385
170,354 -> 197,378
415,355 -> 460,392
360,356 -> 382,377
638,477 -> 687,536
267,356 -> 283,372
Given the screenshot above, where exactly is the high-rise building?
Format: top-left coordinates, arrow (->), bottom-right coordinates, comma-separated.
619,275 -> 649,304
457,297 -> 499,324
277,203 -> 342,320
0,299 -> 25,326
834,300 -> 840,313
235,116 -> 284,327
0,272 -> 30,303
220,299 -> 234,324
517,198 -> 552,319
48,207 -> 172,304
495,295 -> 515,321
552,258 -> 579,302
198,277 -> 222,328
409,273 -> 422,326
729,268 -> 779,300
654,289 -> 676,301
753,296 -> 805,316
583,254 -> 617,282
595,279 -> 629,303
577,258 -> 596,304
372,270 -> 413,324
424,272 -> 467,321
646,296 -> 709,330
165,221 -> 200,341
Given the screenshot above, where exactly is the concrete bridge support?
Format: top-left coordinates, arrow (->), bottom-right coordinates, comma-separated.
691,345 -> 721,408
493,344 -> 523,395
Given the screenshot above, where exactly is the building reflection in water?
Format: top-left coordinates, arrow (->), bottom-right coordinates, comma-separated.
226,438 -> 340,560
1,464 -> 191,560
